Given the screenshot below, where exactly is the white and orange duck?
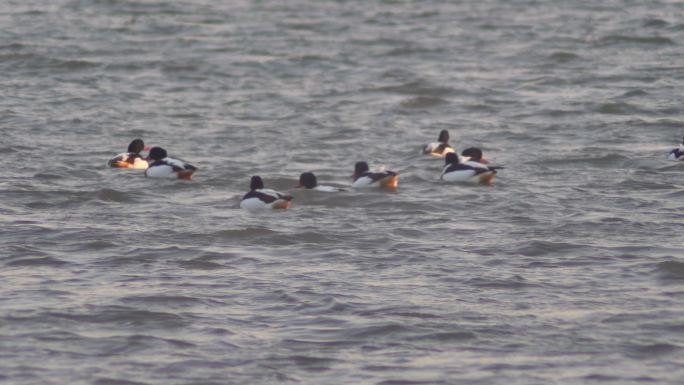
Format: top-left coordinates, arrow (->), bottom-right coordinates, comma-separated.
240,176 -> 293,209
440,152 -> 501,185
107,139 -> 151,169
422,129 -> 455,157
351,161 -> 398,189
144,147 -> 197,180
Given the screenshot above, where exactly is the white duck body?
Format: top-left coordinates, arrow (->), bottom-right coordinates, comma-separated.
422,129 -> 454,157
240,189 -> 292,210
312,185 -> 340,192
441,160 -> 498,185
422,142 -> 455,157
145,157 -> 197,179
351,171 -> 399,189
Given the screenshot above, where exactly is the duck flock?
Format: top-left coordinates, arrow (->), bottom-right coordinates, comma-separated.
109,133 -> 684,210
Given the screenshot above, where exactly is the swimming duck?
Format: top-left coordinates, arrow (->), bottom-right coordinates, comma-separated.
240,176 -> 293,209
144,147 -> 197,180
440,152 -> 500,185
422,129 -> 455,157
107,139 -> 150,169
296,172 -> 340,192
461,147 -> 490,164
351,161 -> 398,189
668,137 -> 684,161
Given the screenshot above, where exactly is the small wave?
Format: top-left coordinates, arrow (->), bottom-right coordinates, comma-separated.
643,19 -> 669,28
95,188 -> 135,203
541,153 -> 630,168
281,22 -> 326,32
620,89 -> 649,98
344,323 -> 412,339
602,313 -> 648,324
615,178 -> 676,191
514,240 -> 584,257
384,46 -> 443,57
177,258 -> 226,270
280,355 -> 338,367
161,62 -> 200,74
663,189 -> 684,199
48,308 -> 189,328
81,240 -> 118,250
533,108 -> 581,118
388,311 -> 441,319
581,374 -> 621,381
276,231 -> 339,245
399,96 -> 447,109
53,59 -> 100,70
466,275 -> 537,289
282,338 -> 356,349
0,52 -> 37,64
296,298 -> 350,314
464,103 -> 496,112
548,51 -> 581,63
33,172 -> 64,180
377,380 -> 448,385
407,331 -> 476,341
642,322 -> 684,333
99,256 -> 156,267
104,61 -> 158,72
119,295 -> 206,307
94,379 -> 151,385
643,118 -> 684,128
596,35 -> 674,47
0,52 -> 101,71
30,330 -> 81,342
362,365 -> 408,372
5,244 -> 49,258
127,334 -> 197,349
627,342 -> 679,358
287,54 -> 334,65
212,227 -> 278,239
167,112 -> 203,119
595,102 -> 637,115
372,80 -> 453,96
0,43 -> 25,51
656,261 -> 684,280
6,257 -> 70,267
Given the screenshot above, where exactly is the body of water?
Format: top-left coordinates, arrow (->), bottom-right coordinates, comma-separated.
1,1 -> 683,384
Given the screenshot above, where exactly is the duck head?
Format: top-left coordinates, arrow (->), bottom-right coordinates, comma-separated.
250,176 -> 264,190
445,152 -> 459,165
353,161 -> 369,179
148,147 -> 167,161
461,147 -> 483,162
127,139 -> 146,154
298,172 -> 318,189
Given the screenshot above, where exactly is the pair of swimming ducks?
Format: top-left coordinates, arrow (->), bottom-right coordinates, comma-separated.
108,132 -> 500,210
107,139 -> 197,179
422,129 -> 501,185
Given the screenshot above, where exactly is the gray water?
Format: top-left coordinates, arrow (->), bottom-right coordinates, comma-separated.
2,1 -> 684,384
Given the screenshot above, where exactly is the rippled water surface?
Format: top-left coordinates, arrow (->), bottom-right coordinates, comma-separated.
2,1 -> 684,384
